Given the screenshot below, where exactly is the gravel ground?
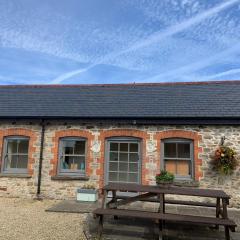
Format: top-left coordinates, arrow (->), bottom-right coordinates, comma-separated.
0,198 -> 86,240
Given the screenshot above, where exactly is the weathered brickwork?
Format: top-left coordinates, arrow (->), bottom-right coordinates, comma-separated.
0,124 -> 41,198
0,123 -> 239,207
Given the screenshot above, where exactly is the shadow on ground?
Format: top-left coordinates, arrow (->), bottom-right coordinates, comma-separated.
46,200 -> 240,240
86,215 -> 240,240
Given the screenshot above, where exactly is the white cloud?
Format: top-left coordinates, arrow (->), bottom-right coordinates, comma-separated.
143,43 -> 240,82
1,0 -> 240,84
50,0 -> 240,83
199,68 -> 240,81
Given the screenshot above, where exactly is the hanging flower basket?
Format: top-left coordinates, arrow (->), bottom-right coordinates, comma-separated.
211,146 -> 238,175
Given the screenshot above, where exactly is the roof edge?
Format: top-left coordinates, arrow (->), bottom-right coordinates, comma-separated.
0,80 -> 240,88
0,116 -> 240,125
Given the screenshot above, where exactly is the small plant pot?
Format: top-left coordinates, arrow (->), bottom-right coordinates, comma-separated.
156,181 -> 173,188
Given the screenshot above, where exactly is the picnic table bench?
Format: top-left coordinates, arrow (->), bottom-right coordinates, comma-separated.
93,183 -> 237,240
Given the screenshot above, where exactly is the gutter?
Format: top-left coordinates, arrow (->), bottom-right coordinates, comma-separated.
35,119 -> 45,200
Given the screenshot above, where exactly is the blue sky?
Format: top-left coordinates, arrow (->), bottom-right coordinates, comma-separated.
0,0 -> 240,85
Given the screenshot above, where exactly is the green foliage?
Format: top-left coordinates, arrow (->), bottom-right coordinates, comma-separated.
155,170 -> 175,183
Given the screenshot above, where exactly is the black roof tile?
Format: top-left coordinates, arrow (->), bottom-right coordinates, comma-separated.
0,81 -> 239,119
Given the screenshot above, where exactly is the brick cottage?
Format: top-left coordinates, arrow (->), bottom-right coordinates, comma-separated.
0,81 -> 239,207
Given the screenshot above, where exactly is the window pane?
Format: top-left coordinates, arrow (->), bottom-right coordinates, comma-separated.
74,141 -> 85,155
18,155 -> 28,168
110,142 -> 118,151
129,153 -> 139,162
62,156 -> 85,170
165,160 -> 177,175
7,155 -> 18,169
130,143 -> 138,152
120,143 -> 128,152
109,172 -> 118,182
107,139 -> 141,184
129,163 -> 138,172
7,140 -> 18,154
73,156 -> 85,170
109,162 -> 118,171
110,152 -> 118,161
178,143 -> 190,158
119,172 -> 127,182
177,161 -> 190,176
164,143 -> 176,158
119,153 -> 128,162
128,173 -> 138,183
119,162 -> 128,171
62,156 -> 73,169
18,140 -> 29,154
62,140 -> 74,155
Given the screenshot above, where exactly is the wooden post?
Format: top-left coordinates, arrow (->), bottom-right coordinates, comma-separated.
112,190 -> 118,220
222,198 -> 230,240
97,215 -> 103,240
157,193 -> 165,240
101,190 -> 107,209
215,197 -> 220,230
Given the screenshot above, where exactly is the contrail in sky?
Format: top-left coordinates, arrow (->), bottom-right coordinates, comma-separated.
51,0 -> 240,84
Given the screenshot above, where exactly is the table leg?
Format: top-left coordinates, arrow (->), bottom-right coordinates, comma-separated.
225,227 -> 230,240
101,190 -> 107,209
112,190 -> 118,220
222,198 -> 230,240
215,197 -> 220,230
158,220 -> 163,240
97,215 -> 103,240
157,193 -> 165,240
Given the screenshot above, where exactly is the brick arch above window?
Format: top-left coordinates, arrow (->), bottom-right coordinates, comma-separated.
155,130 -> 203,181
50,129 -> 94,177
99,129 -> 150,186
0,128 -> 38,176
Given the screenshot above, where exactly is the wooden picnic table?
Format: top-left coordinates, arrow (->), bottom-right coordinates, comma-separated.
93,183 -> 236,240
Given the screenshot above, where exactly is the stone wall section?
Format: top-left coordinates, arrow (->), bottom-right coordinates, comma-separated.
0,123 -> 239,207
0,124 -> 41,198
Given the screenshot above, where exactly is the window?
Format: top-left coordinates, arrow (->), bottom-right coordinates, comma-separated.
162,139 -> 193,179
2,136 -> 29,173
58,138 -> 86,175
106,138 -> 141,184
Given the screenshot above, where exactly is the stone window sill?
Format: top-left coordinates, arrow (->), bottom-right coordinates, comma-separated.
51,175 -> 89,181
173,180 -> 200,187
0,173 -> 32,178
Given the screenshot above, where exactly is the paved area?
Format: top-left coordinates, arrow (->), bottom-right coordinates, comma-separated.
46,200 -> 100,213
85,203 -> 240,240
42,199 -> 240,239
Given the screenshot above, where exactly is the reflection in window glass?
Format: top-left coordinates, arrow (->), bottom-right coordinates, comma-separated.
59,139 -> 86,174
163,140 -> 193,179
3,137 -> 29,172
164,143 -> 177,158
108,140 -> 140,184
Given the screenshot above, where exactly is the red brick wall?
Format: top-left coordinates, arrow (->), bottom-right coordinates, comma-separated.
0,128 -> 37,176
49,129 -> 94,177
155,130 -> 203,180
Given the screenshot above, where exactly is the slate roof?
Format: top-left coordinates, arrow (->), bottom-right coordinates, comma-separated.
0,81 -> 240,120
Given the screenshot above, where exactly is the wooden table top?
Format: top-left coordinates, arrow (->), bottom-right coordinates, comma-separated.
103,183 -> 230,199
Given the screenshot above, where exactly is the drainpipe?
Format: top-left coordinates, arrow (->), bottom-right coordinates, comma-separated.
36,119 -> 45,200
